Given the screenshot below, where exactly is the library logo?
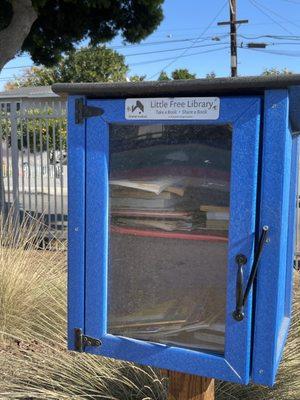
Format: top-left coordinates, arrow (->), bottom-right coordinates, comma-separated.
128,100 -> 144,114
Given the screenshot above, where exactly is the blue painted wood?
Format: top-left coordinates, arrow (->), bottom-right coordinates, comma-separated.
251,90 -> 298,385
67,96 -> 86,349
83,96 -> 261,383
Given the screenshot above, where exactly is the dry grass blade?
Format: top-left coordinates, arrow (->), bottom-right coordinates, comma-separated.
0,212 -> 299,399
0,211 -> 66,340
0,212 -> 166,399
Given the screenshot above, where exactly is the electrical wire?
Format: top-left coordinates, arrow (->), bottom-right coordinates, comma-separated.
248,0 -> 294,35
148,0 -> 228,79
238,34 -> 300,40
250,0 -> 300,30
2,65 -> 33,70
12,33 -> 229,61
123,42 -> 229,57
242,47 -> 300,57
279,0 -> 300,4
1,34 -> 229,70
130,46 -> 229,66
1,41 -> 229,76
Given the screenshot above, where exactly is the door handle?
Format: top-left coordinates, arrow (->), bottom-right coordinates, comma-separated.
233,226 -> 269,321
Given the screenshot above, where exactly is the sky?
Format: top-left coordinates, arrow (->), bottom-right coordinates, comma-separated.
1,0 -> 300,90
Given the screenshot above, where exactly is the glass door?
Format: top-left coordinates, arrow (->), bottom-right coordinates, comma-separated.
108,123 -> 232,354
83,96 -> 261,383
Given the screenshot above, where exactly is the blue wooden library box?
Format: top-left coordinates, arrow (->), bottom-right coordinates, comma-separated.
53,75 -> 300,386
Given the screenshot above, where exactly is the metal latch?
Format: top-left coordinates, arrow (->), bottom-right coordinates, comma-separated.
74,328 -> 102,352
75,98 -> 103,124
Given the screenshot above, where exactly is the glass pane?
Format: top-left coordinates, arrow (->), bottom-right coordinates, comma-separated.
108,124 -> 232,355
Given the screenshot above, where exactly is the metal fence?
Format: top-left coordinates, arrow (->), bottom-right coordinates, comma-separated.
0,99 -> 67,239
1,98 -> 300,258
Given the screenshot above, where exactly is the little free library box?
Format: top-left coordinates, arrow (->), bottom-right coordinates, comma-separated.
53,75 -> 300,386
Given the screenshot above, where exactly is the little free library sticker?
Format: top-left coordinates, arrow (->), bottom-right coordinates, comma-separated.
125,97 -> 220,120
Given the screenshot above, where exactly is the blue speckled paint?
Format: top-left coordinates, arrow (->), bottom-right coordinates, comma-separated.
251,90 -> 299,386
67,96 -> 86,349
82,96 -> 261,384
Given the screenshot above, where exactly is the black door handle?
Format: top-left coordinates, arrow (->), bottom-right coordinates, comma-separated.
233,226 -> 269,321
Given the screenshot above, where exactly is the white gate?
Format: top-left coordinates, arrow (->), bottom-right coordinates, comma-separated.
0,99 -> 67,239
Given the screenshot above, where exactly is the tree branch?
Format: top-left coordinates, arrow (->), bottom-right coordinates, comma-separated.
0,0 -> 37,71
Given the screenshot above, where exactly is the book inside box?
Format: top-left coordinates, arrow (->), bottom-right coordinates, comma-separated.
108,123 -> 232,354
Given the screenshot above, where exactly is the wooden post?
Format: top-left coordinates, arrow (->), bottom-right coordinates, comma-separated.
164,370 -> 215,400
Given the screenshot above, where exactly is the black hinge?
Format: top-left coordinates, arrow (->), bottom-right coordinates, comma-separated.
74,328 -> 102,352
75,98 -> 103,124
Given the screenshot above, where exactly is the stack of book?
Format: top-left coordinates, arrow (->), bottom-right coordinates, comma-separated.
199,205 -> 230,232
109,295 -> 225,353
110,177 -> 191,232
110,179 -> 230,235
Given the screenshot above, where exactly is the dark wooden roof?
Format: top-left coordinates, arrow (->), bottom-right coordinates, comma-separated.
52,75 -> 300,98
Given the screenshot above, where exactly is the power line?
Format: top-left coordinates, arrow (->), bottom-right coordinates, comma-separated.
130,46 -> 229,66
1,33 -> 228,67
248,0 -> 294,35
241,47 -> 300,57
2,65 -> 33,70
104,35 -> 228,49
124,41 -> 229,57
0,47 -> 229,81
279,0 -> 300,4
251,0 -> 300,29
12,33 -> 228,61
148,0 -> 228,80
0,41 -> 229,76
268,41 -> 300,45
238,34 -> 300,40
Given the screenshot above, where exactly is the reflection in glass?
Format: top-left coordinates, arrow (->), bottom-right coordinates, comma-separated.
108,124 -> 232,354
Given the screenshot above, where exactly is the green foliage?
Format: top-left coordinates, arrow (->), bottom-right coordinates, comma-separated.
0,107 -> 67,154
7,46 -> 129,87
130,74 -> 147,82
262,68 -> 293,76
157,68 -> 197,81
19,115 -> 67,156
171,68 -> 197,80
2,0 -> 164,66
158,71 -> 171,81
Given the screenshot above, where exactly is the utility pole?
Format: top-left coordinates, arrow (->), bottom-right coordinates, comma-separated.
229,0 -> 238,78
218,0 -> 248,77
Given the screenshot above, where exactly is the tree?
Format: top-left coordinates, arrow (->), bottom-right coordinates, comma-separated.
129,74 -> 147,82
171,68 -> 196,80
262,68 -> 293,76
157,68 -> 196,81
0,0 -> 164,72
158,71 -> 170,81
6,46 -> 129,88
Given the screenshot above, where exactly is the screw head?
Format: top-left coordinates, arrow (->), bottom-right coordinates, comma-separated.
233,310 -> 245,321
235,254 -> 247,265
